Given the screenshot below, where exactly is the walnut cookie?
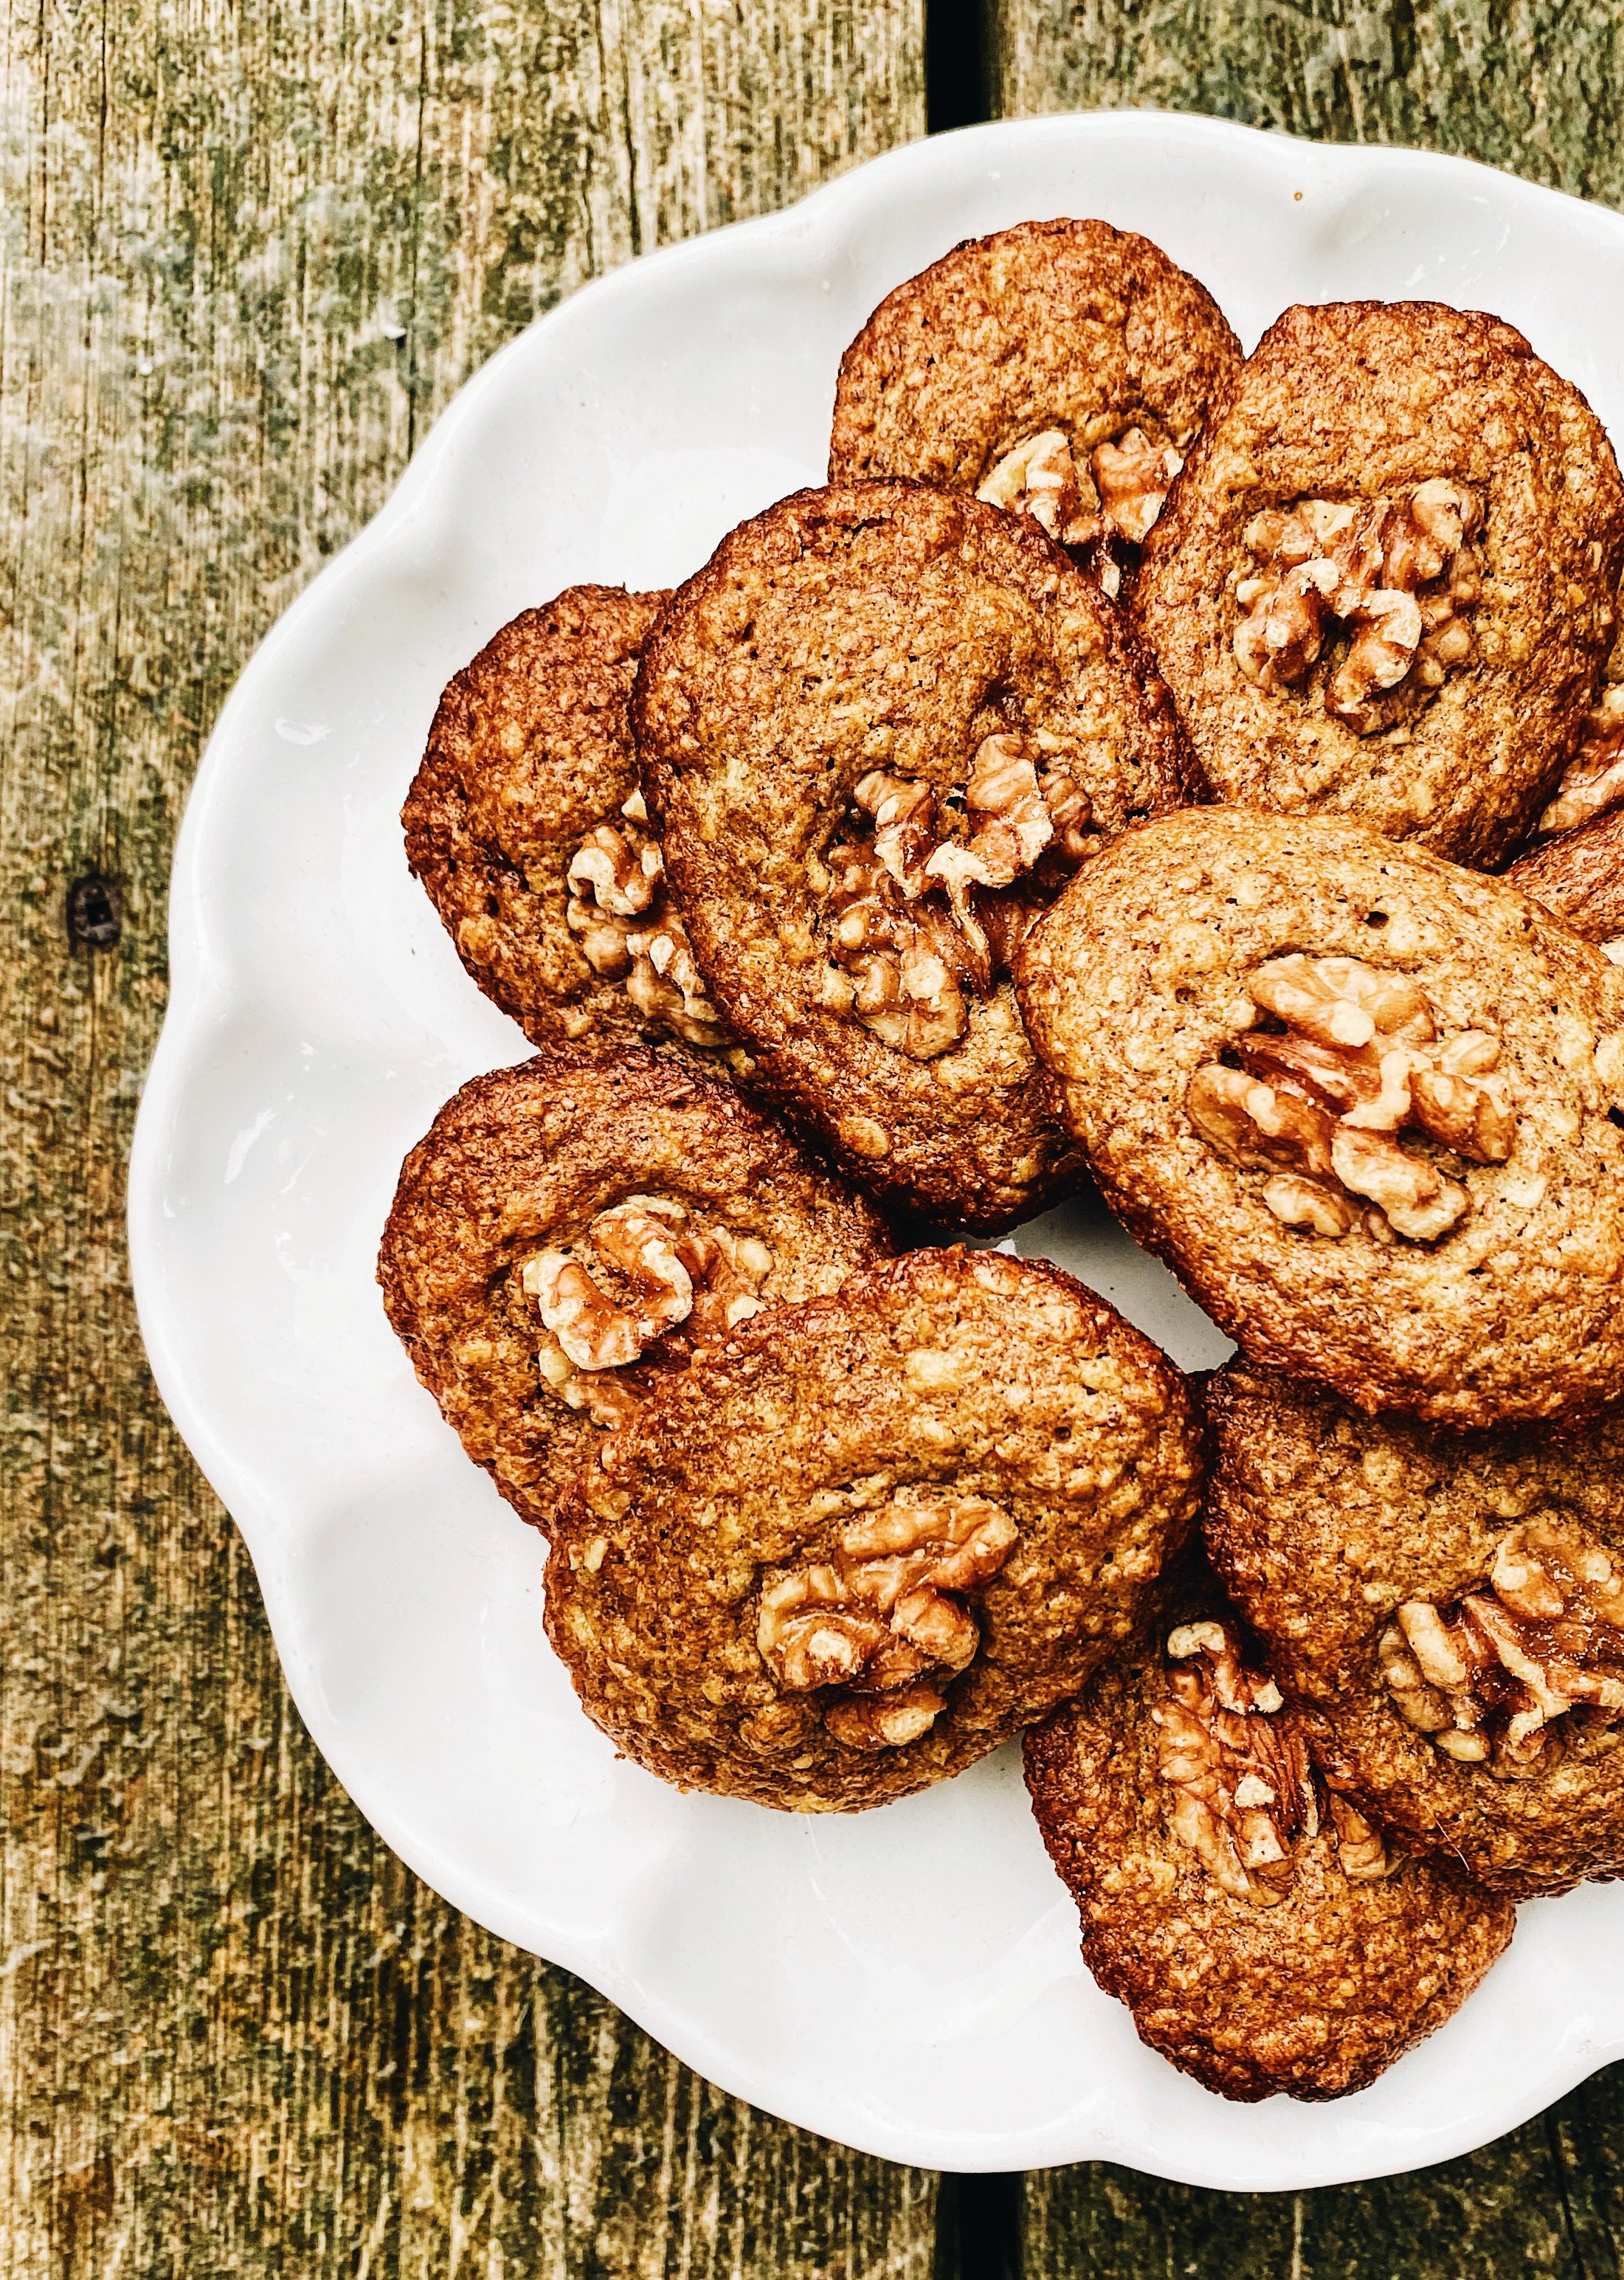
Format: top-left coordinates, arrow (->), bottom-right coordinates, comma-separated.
1507,807 -> 1624,960
1206,1362 -> 1624,1896
545,1246 -> 1203,1811
1016,806 -> 1624,1427
403,587 -> 739,1060
1506,609 -> 1624,957
1134,303 -> 1624,868
1024,1553 -> 1514,2101
376,1049 -> 888,1534
828,218 -> 1241,595
635,481 -> 1196,1231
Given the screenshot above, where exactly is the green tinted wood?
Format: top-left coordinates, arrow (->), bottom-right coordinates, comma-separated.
991,0 -> 1624,210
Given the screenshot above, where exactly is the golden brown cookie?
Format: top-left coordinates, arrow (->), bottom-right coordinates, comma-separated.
1505,806 -> 1624,955
1024,1556 -> 1514,2100
829,218 -> 1240,593
1016,806 -> 1624,1426
545,1246 -> 1203,1810
1206,1361 -> 1624,1896
1525,601 -> 1624,845
635,480 -> 1195,1231
404,587 -> 739,1059
1134,302 -> 1624,867
377,1049 -> 888,1533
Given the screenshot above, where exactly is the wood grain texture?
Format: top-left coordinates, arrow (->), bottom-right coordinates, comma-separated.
993,0 -> 1624,2265
0,0 -> 929,2271
992,0 -> 1624,210
1022,2079 -> 1624,2277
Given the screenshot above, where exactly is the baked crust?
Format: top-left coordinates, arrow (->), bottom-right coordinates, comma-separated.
1024,1556 -> 1514,2100
403,587 -> 725,1053
1505,806 -> 1624,950
829,217 -> 1240,581
1134,302 -> 1624,866
635,480 -> 1196,1231
376,1048 -> 889,1533
544,1246 -> 1203,1810
1016,805 -> 1624,1426
1206,1361 -> 1624,1896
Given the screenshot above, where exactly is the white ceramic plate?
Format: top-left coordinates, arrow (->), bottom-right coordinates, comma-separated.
128,111 -> 1624,2189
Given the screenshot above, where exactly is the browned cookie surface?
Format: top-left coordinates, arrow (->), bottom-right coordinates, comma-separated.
1134,303 -> 1624,867
1206,1361 -> 1624,1896
403,587 -> 738,1059
636,481 -> 1195,1231
829,218 -> 1240,590
1506,806 -> 1624,953
1017,806 -> 1624,1426
377,1049 -> 888,1534
545,1246 -> 1202,1811
1024,1561 -> 1513,2101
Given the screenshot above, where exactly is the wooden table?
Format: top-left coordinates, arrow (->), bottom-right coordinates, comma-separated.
4,1 -> 1622,2268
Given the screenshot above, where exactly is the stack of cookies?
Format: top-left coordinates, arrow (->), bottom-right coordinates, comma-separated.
379,218 -> 1624,2104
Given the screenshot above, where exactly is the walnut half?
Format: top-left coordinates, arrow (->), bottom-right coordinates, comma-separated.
1380,1515 -> 1624,1776
523,1198 -> 773,1426
819,734 -> 1091,1060
977,424 -> 1184,578
566,792 -> 730,1049
1232,482 -> 1482,736
1186,953 -> 1517,1245
1538,685 -> 1624,840
757,1495 -> 1019,1749
1153,1620 -> 1317,1906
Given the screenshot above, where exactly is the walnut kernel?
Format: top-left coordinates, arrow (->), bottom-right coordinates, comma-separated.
1153,1620 -> 1316,1906
1186,953 -> 1517,1244
1232,483 -> 1482,736
757,1495 -> 1019,1749
1380,1515 -> 1624,1775
566,793 -> 730,1049
523,1197 -> 774,1423
820,736 -> 1091,1060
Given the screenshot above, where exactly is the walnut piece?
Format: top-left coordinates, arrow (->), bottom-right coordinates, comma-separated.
566,792 -> 730,1049
1538,685 -> 1624,838
1232,482 -> 1482,736
1380,1515 -> 1624,1776
523,1197 -> 773,1426
757,1495 -> 1019,1749
1186,953 -> 1517,1244
1091,428 -> 1184,547
977,429 -> 1102,550
1325,1792 -> 1398,1883
1153,1620 -> 1317,1906
820,735 -> 1091,1060
977,424 -> 1183,567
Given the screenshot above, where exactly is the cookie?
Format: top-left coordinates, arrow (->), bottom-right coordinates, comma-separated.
635,480 -> 1195,1231
377,1049 -> 888,1533
1024,1556 -> 1514,2100
829,218 -> 1240,593
1206,1361 -> 1624,1896
403,587 -> 739,1060
1016,806 -> 1624,1426
545,1246 -> 1203,1811
1133,302 -> 1624,867
1526,581 -> 1624,837
1505,806 -> 1624,956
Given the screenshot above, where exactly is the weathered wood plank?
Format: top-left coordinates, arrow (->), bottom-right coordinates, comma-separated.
994,0 -> 1624,2265
0,0 -> 929,2271
991,0 -> 1624,211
